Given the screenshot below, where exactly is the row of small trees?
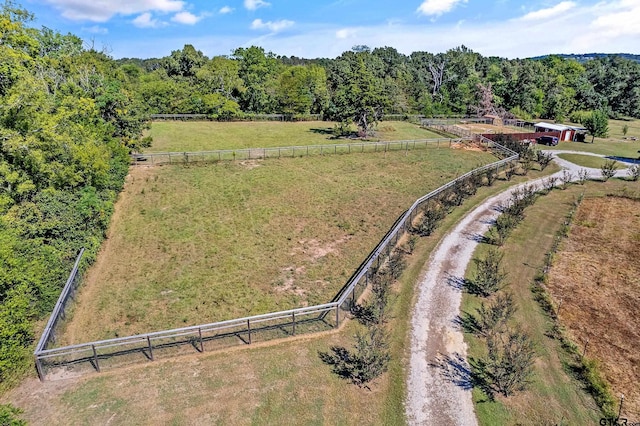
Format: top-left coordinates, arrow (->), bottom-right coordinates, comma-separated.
319,144 -> 518,386
319,249 -> 408,387
462,181 -> 541,397
462,153 -> 636,400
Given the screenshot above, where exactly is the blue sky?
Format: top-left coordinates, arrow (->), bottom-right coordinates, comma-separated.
23,0 -> 640,59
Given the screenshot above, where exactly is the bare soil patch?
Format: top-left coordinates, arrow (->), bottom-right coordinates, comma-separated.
547,196 -> 640,417
456,123 -> 526,135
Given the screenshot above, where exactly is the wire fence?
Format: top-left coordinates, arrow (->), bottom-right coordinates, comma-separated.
150,113 -> 324,122
131,138 -> 463,166
34,138 -> 517,380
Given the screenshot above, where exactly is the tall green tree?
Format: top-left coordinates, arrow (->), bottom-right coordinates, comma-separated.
328,50 -> 389,135
583,109 -> 609,143
233,46 -> 281,113
276,64 -> 328,115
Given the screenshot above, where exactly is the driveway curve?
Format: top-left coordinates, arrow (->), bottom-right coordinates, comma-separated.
404,154 -> 635,425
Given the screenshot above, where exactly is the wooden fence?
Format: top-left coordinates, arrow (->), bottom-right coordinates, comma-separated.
34,140 -> 517,380
150,113 -> 323,122
130,138 -> 462,166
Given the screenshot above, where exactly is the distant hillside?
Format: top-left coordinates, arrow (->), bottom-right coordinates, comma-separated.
531,53 -> 640,63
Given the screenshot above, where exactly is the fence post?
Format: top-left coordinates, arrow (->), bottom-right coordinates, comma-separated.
247,319 -> 252,344
147,336 -> 154,361
199,327 -> 204,352
92,344 -> 100,372
292,312 -> 296,336
35,356 -> 45,382
335,304 -> 340,326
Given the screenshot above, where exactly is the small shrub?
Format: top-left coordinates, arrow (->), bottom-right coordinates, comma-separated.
536,151 -> 553,170
520,156 -> 533,176
474,292 -> 516,337
471,328 -> 536,398
467,248 -> 507,297
387,249 -> 406,280
543,176 -> 558,192
577,168 -> 589,184
561,169 -> 573,189
351,272 -> 391,326
413,201 -> 445,237
600,160 -> 618,181
504,161 -> 517,181
492,214 -> 517,246
319,326 -> 390,388
485,168 -> 498,186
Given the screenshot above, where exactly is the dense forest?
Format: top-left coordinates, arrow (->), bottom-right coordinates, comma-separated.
1,0 -> 640,397
117,42 -> 640,128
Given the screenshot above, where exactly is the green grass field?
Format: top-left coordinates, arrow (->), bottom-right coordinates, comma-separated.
462,180 -> 638,425
6,162 -> 561,426
547,118 -> 640,159
59,146 -> 496,344
556,153 -> 625,169
146,120 -> 446,152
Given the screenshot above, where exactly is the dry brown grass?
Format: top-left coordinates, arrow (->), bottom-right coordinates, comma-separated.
548,196 -> 640,418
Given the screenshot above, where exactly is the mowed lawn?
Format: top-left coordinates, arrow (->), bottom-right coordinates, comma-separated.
546,118 -> 640,159
556,153 -> 626,169
146,120 -> 445,152
60,146 -> 496,344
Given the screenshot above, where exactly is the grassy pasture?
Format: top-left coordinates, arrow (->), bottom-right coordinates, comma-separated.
556,153 -> 625,169
5,163 -> 561,426
59,146 -> 496,344
146,120 -> 445,152
545,118 -> 640,159
463,180 -> 639,425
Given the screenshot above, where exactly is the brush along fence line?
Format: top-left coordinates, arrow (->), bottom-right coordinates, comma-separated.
34,140 -> 517,380
130,138 -> 467,165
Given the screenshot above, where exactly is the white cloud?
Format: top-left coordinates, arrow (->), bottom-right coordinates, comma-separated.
132,12 -> 166,28
251,19 -> 294,32
519,1 -> 576,21
219,6 -> 234,14
417,0 -> 467,17
43,0 -> 185,22
81,25 -> 108,34
336,28 -> 357,39
110,0 -> 640,61
572,0 -> 640,47
171,11 -> 201,24
244,0 -> 270,11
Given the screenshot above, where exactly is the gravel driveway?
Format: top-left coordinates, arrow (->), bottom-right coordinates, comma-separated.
404,153 -> 634,425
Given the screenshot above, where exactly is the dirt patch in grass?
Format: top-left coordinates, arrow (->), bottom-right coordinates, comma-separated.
547,196 -> 640,418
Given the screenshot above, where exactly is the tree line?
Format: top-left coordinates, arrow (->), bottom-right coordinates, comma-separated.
118,43 -> 640,136
1,0 -> 640,399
